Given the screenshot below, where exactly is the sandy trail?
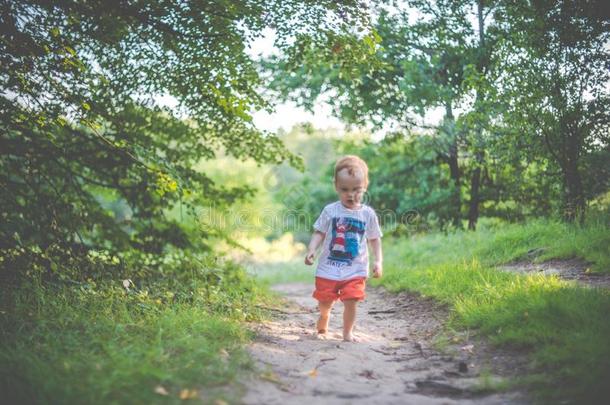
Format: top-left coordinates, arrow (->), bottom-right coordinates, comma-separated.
241,283 -> 528,405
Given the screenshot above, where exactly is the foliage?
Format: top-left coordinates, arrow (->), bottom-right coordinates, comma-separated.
265,124 -> 344,242
0,0 -> 371,278
493,0 -> 610,222
338,133 -> 459,230
263,0 -> 610,228
264,0 -> 504,229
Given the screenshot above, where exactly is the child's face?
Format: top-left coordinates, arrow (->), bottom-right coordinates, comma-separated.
334,168 -> 367,209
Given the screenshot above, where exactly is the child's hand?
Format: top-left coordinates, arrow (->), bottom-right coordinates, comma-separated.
304,250 -> 316,265
372,261 -> 383,278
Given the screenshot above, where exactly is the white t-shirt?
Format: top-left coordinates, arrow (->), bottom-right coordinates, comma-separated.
313,201 -> 383,281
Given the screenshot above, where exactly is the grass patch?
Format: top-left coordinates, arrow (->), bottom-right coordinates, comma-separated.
0,257 -> 272,404
474,218 -> 609,271
383,216 -> 609,273
377,217 -> 610,403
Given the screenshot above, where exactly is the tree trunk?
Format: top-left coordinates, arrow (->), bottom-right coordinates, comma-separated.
468,0 -> 486,231
467,151 -> 483,230
444,103 -> 462,228
562,133 -> 586,224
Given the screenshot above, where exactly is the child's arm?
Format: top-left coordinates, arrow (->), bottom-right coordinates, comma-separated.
304,230 -> 325,265
369,238 -> 383,278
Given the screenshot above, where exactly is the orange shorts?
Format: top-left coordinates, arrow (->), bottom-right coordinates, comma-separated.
312,276 -> 367,302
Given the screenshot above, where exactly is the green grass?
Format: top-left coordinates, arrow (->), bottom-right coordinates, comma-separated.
382,216 -> 609,273
0,260 -> 273,404
474,217 -> 609,272
376,216 -> 610,403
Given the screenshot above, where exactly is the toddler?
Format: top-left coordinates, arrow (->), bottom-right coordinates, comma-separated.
304,155 -> 383,342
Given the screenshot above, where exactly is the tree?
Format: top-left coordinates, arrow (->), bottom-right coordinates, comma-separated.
0,0 -> 371,278
495,0 -> 610,223
266,0 -> 505,229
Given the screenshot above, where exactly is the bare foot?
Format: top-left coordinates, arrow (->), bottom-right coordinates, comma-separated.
316,315 -> 329,334
343,333 -> 359,342
315,329 -> 328,340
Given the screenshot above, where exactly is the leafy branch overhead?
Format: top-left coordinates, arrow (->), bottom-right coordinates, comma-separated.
0,0 -> 372,277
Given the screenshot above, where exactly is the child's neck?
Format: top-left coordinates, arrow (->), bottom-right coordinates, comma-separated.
340,201 -> 362,210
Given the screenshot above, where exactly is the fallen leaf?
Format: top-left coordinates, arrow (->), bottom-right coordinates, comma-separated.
308,368 -> 318,377
122,279 -> 131,289
154,385 -> 169,396
179,388 -> 198,400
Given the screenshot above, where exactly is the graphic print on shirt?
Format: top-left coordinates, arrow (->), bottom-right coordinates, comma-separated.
327,217 -> 365,265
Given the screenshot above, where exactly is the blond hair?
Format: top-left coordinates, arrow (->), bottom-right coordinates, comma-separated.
334,155 -> 369,187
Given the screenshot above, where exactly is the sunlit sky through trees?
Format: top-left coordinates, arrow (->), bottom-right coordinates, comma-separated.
153,24 -> 448,138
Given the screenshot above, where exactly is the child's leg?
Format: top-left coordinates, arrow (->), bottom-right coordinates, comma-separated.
317,300 -> 334,334
342,298 -> 358,341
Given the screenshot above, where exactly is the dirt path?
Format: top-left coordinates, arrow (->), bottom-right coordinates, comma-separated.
240,283 -> 528,405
